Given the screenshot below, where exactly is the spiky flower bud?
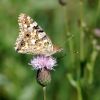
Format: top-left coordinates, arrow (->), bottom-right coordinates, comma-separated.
37,68 -> 51,87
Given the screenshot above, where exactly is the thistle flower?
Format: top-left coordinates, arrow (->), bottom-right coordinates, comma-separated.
30,55 -> 57,70
30,55 -> 57,87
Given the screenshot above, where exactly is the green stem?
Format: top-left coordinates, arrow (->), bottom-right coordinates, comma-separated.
77,85 -> 83,100
77,0 -> 84,81
79,0 -> 84,61
67,74 -> 83,100
84,49 -> 98,84
43,87 -> 46,100
68,32 -> 75,66
63,6 -> 75,68
94,0 -> 100,27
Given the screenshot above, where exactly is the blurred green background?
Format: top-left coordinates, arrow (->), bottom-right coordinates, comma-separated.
0,0 -> 100,100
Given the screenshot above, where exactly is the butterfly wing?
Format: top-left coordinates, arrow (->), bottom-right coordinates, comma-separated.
15,13 -> 54,56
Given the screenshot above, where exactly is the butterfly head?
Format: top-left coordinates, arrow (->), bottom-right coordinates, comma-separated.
51,45 -> 63,55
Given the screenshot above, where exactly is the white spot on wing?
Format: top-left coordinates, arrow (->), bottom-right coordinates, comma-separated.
24,24 -> 27,28
28,27 -> 33,32
31,39 -> 36,45
38,32 -> 46,39
27,16 -> 31,20
31,22 -> 37,27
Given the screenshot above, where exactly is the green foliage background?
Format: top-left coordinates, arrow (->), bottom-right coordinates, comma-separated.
0,0 -> 100,100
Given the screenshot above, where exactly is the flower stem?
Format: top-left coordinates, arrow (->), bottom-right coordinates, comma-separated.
79,0 -> 84,61
63,5 -> 75,68
67,74 -> 83,100
84,49 -> 98,84
77,85 -> 83,100
43,87 -> 46,100
94,0 -> 100,26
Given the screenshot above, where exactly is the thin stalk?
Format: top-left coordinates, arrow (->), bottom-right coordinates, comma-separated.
43,87 -> 46,100
79,0 -> 84,61
67,74 -> 83,100
84,49 -> 98,84
77,0 -> 84,81
63,5 -> 75,68
94,0 -> 100,27
77,85 -> 83,100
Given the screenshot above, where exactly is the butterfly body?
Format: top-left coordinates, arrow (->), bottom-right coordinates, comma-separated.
15,13 -> 62,56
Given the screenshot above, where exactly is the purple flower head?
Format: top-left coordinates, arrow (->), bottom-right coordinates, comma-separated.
30,55 -> 57,70
94,28 -> 100,37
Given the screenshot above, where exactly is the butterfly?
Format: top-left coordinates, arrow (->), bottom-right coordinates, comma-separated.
15,13 -> 62,56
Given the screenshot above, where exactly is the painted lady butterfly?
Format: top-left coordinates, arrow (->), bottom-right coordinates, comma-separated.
15,13 -> 62,56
